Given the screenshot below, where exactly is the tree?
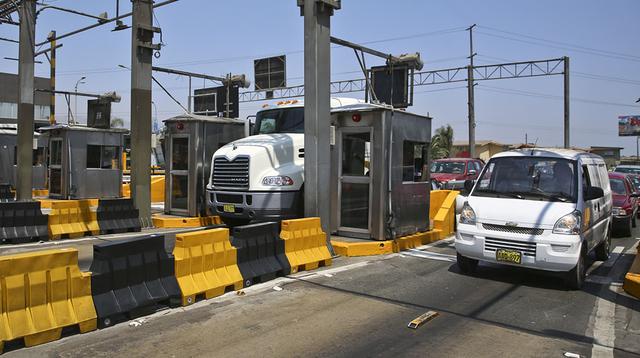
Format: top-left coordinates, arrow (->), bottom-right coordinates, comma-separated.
431,124 -> 454,159
110,117 -> 125,128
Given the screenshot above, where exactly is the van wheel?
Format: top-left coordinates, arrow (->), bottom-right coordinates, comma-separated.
457,253 -> 478,274
594,226 -> 611,261
565,246 -> 586,290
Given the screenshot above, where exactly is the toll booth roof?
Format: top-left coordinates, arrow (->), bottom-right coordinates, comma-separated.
39,124 -> 130,134
163,113 -> 245,125
330,102 -> 432,120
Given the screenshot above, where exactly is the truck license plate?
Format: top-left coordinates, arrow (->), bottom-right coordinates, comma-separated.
496,249 -> 522,264
223,204 -> 235,213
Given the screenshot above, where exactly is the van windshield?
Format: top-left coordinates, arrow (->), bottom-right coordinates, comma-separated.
254,108 -> 304,135
472,157 -> 578,203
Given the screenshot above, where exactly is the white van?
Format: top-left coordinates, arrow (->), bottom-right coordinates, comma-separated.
455,148 -> 612,289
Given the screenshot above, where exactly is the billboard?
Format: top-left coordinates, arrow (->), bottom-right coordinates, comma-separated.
193,85 -> 240,119
618,115 -> 640,136
87,99 -> 111,129
370,65 -> 411,108
254,55 -> 286,90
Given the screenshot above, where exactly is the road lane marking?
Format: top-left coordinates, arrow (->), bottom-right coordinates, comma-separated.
403,249 -> 457,262
415,236 -> 455,251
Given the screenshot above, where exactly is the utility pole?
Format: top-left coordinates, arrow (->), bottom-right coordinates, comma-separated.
48,31 -> 56,124
130,0 -> 159,227
563,56 -> 570,148
467,24 -> 477,158
16,0 -> 36,201
298,0 -> 340,234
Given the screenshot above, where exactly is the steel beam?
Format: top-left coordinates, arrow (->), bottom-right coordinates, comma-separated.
16,0 -> 36,201
300,0 -> 337,234
564,56 -> 570,148
130,0 -> 155,227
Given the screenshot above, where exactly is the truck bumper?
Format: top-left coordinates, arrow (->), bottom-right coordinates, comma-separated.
207,189 -> 303,221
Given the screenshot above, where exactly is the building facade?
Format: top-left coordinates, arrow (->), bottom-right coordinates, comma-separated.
0,72 -> 51,127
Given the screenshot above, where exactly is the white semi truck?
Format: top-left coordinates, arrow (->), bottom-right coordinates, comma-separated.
207,98 -> 362,226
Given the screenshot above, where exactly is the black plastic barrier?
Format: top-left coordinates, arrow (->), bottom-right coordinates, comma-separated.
231,222 -> 291,287
90,234 -> 181,327
0,201 -> 48,244
97,198 -> 141,235
0,183 -> 13,201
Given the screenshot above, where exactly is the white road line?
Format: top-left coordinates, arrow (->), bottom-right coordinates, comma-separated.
403,249 -> 457,262
415,236 -> 455,251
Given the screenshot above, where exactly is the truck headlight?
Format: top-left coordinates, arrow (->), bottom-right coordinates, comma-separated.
553,211 -> 581,235
262,175 -> 294,186
612,207 -> 627,216
459,203 -> 476,225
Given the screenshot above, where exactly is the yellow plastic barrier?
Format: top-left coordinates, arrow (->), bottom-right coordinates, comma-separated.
280,217 -> 332,274
623,245 -> 640,299
0,248 -> 97,351
430,190 -> 459,237
123,175 -> 165,202
173,228 -> 243,306
48,200 -> 100,239
152,214 -> 221,228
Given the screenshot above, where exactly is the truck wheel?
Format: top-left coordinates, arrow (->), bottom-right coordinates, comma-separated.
565,246 -> 585,290
221,217 -> 251,227
594,226 -> 611,261
456,253 -> 478,274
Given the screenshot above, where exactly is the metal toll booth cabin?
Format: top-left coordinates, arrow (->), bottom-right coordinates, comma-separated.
41,124 -> 126,199
330,104 -> 432,241
163,113 -> 247,217
0,124 -> 48,190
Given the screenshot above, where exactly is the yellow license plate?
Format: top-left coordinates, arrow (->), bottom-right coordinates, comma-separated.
496,249 -> 522,264
223,204 -> 235,213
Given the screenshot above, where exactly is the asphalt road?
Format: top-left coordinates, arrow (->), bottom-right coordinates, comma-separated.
4,229 -> 640,357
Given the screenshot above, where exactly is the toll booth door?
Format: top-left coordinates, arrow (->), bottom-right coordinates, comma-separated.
48,139 -> 63,196
169,136 -> 189,214
338,128 -> 372,239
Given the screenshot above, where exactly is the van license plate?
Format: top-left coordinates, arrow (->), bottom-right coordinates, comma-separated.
223,204 -> 235,213
496,249 -> 522,264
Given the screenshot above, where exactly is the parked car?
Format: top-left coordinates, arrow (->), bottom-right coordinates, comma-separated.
455,148 -> 612,289
626,174 -> 640,218
608,172 -> 639,236
430,158 -> 484,190
614,165 -> 640,175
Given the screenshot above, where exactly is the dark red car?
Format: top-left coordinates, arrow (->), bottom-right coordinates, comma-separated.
608,172 -> 639,236
430,158 -> 484,183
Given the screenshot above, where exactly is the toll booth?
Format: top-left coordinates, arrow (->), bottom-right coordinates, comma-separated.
163,113 -> 246,217
0,124 -> 48,189
41,124 -> 126,199
330,104 -> 432,240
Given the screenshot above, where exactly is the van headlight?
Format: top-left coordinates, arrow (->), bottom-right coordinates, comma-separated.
262,175 -> 294,186
459,203 -> 476,225
553,211 -> 581,235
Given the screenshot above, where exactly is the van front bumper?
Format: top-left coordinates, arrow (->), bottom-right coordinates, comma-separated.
207,189 -> 303,221
455,223 -> 581,272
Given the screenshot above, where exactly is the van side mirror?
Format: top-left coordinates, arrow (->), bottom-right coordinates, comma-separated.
464,179 -> 475,193
584,186 -> 604,201
468,169 -> 477,176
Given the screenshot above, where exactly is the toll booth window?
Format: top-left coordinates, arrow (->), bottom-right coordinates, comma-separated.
87,145 -> 121,169
342,132 -> 371,176
50,140 -> 62,166
403,141 -> 428,182
171,137 -> 189,171
15,146 -> 48,166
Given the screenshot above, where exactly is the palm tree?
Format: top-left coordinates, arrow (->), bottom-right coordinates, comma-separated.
431,125 -> 454,159
110,117 -> 125,128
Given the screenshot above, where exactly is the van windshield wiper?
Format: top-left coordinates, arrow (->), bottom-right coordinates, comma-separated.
474,189 -> 524,200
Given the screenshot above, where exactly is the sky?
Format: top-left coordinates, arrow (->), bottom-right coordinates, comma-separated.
1,0 -> 639,154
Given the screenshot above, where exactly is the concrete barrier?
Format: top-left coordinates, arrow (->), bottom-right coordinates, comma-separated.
0,248 -> 96,351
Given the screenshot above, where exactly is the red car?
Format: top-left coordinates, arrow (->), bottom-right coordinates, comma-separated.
608,172 -> 639,236
430,158 -> 484,184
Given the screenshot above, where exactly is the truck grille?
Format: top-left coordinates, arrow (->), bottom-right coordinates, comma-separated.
482,223 -> 544,236
484,237 -> 537,257
212,156 -> 249,189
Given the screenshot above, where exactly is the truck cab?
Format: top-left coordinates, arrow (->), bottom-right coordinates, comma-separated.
207,98 -> 363,226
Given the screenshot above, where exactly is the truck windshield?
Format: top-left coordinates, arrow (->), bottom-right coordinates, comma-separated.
471,157 -> 578,202
254,108 -> 304,135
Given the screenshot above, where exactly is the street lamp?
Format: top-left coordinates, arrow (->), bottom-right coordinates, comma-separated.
74,76 -> 86,124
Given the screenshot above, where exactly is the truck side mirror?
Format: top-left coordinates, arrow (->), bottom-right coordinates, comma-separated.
464,179 -> 475,193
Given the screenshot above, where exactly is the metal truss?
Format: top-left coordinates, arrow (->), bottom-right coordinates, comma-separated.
0,0 -> 19,24
239,58 -> 566,103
